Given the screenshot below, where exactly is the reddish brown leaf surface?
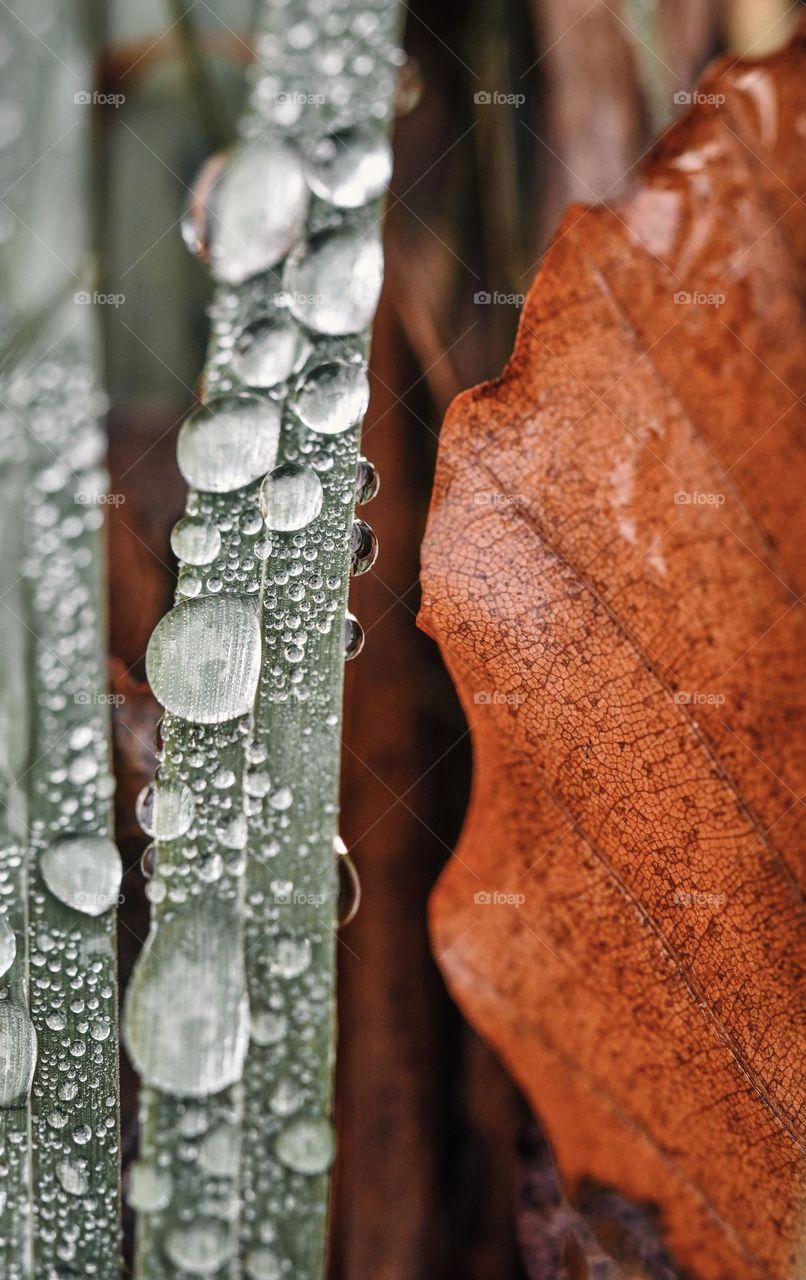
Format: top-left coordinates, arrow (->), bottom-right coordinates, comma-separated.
420,32 -> 806,1280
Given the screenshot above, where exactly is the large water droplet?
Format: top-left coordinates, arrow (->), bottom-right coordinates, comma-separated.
124,900 -> 249,1097
177,395 -> 281,493
0,913 -> 15,977
260,465 -> 323,532
56,1159 -> 88,1197
184,142 -> 308,284
171,517 -> 222,566
303,125 -> 392,207
164,1220 -> 234,1274
296,360 -> 370,435
232,315 -> 310,389
146,596 -> 261,724
136,782 -> 196,840
40,836 -> 123,917
0,1001 -> 36,1106
199,1123 -> 239,1176
275,1117 -> 333,1175
283,228 -> 383,335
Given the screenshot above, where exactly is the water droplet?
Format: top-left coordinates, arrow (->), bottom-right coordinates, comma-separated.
303,125 -> 392,207
245,1248 -> 282,1280
283,227 -> 383,335
40,836 -> 122,917
56,1159 -> 88,1197
184,141 -> 308,284
344,613 -> 365,660
136,782 -> 196,840
199,1123 -> 239,1176
355,456 -> 379,505
268,786 -> 293,812
146,596 -> 261,724
270,1078 -> 303,1116
232,315 -> 310,389
350,519 -> 378,576
260,464 -> 323,532
338,852 -> 362,927
128,1161 -> 172,1213
275,1117 -> 333,1175
177,394 -> 281,493
0,913 -> 16,977
395,55 -> 424,117
171,517 -> 222,566
164,1220 -> 234,1274
250,1010 -> 287,1046
295,360 -> 370,435
123,900 -> 249,1097
270,936 -> 311,979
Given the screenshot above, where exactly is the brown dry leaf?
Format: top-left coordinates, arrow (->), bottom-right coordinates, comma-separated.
420,31 -> 806,1280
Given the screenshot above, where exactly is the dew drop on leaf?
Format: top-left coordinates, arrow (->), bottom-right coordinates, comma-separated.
177,394 -> 281,493
164,1219 -> 234,1274
355,455 -> 380,505
283,227 -> 383,335
232,315 -> 310,389
295,360 -> 370,435
0,1001 -> 36,1106
260,464 -> 323,532
135,781 -> 196,840
170,517 -> 222,566
184,141 -> 308,284
39,835 -> 122,917
302,124 -> 392,207
146,596 -> 262,724
275,1117 -> 333,1175
0,912 -> 16,977
123,900 -> 249,1097
245,1247 -> 282,1279
127,1161 -> 173,1213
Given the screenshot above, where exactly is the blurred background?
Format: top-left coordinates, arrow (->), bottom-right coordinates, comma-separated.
100,1 -> 798,1274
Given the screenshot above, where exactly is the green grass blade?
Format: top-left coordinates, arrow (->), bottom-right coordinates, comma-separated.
124,2 -> 404,1276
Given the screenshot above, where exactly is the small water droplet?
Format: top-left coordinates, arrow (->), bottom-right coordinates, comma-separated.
40,836 -> 123,917
232,315 -> 311,389
56,1159 -> 88,1197
270,935 -> 311,979
177,394 -> 281,493
355,456 -> 379,505
245,1248 -> 282,1280
136,782 -> 196,840
283,227 -> 383,335
303,124 -> 391,207
260,464 -> 323,532
344,613 -> 365,660
250,1010 -> 287,1047
295,360 -> 370,435
275,1117 -> 333,1174
199,1123 -> 239,1176
350,519 -> 378,576
164,1220 -> 234,1274
171,517 -> 222,566
146,596 -> 262,724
